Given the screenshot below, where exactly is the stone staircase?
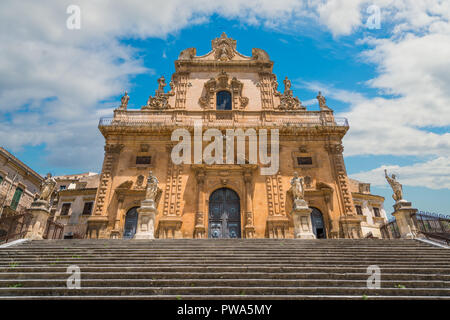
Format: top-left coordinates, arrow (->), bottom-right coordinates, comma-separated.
0,239 -> 449,299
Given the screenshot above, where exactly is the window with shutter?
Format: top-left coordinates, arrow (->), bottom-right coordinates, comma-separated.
10,187 -> 23,210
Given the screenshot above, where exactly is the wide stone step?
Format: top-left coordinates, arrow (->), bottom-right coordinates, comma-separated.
0,264 -> 450,274
1,278 -> 448,289
1,239 -> 447,299
2,256 -> 448,264
2,251 -> 448,258
0,286 -> 448,296
1,271 -> 449,281
2,294 -> 449,300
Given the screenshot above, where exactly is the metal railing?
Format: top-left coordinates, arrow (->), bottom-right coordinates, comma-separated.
98,115 -> 349,129
0,212 -> 33,244
380,219 -> 401,239
412,211 -> 450,244
43,218 -> 64,240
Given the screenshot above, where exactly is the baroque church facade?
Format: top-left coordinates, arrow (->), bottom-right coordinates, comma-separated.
87,33 -> 386,240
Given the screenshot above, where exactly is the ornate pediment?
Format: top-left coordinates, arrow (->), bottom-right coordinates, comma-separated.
212,32 -> 237,61
198,71 -> 248,110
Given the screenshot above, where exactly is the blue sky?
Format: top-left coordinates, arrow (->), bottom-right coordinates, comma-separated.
1,1 -> 449,216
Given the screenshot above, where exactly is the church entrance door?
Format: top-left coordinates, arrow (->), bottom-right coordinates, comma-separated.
208,188 -> 241,238
311,207 -> 327,239
123,207 -> 139,239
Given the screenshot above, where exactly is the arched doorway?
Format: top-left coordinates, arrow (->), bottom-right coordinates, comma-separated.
311,207 -> 327,239
123,207 -> 139,239
208,188 -> 241,238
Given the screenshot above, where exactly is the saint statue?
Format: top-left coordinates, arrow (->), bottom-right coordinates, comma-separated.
145,171 -> 159,201
317,91 -> 330,110
119,91 -> 129,109
157,76 -> 166,94
385,169 -> 403,202
283,76 -> 291,93
290,172 -> 305,201
39,173 -> 57,202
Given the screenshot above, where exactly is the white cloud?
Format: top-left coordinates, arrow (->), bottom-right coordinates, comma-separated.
350,157 -> 450,190
0,0 -> 449,187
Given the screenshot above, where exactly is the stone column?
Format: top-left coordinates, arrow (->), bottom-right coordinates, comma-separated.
194,170 -> 206,238
392,201 -> 418,239
134,199 -> 156,239
243,170 -> 255,238
292,199 -> 315,239
25,200 -> 51,240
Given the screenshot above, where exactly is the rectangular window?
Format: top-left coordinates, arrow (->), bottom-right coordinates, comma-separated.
373,207 -> 380,217
355,205 -> 363,215
10,187 -> 23,211
59,185 -> 66,190
61,203 -> 71,216
136,156 -> 151,165
82,202 -> 93,215
297,157 -> 313,165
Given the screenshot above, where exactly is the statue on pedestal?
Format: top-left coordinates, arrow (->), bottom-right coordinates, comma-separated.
145,171 -> 159,201
290,172 -> 305,201
385,169 -> 404,202
39,173 -> 56,202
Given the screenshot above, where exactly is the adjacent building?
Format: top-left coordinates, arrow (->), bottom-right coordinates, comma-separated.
87,33 -> 386,240
52,172 -> 99,238
0,147 -> 43,217
349,179 -> 387,238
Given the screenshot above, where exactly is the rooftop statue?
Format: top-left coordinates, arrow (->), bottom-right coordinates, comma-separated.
157,76 -> 166,94
283,76 -> 292,93
317,91 -> 332,111
385,169 -> 404,202
119,91 -> 129,110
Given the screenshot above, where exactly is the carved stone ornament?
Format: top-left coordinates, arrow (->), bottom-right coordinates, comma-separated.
212,32 -> 237,61
251,48 -> 270,61
325,143 -> 344,154
276,76 -> 305,110
117,180 -> 133,189
198,71 -> 248,110
178,47 -> 196,60
143,76 -> 174,110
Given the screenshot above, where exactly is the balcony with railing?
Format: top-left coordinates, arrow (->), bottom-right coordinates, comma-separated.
98,112 -> 349,131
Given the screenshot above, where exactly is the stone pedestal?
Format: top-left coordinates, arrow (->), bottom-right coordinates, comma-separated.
292,199 -> 315,239
134,199 -> 156,240
392,200 -> 418,239
193,212 -> 206,239
25,200 -> 51,240
339,216 -> 363,239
